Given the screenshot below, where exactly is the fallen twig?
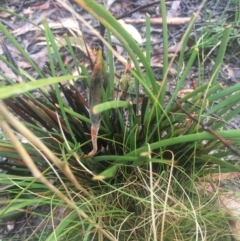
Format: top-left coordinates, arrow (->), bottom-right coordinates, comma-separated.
124,17 -> 191,25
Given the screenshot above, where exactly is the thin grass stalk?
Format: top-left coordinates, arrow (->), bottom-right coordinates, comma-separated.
160,151 -> 174,241
158,0 -> 168,106
0,72 -> 14,85
164,15 -> 199,111
210,25 -> 232,85
43,19 -> 68,75
0,76 -> 77,100
172,175 -> 204,240
93,100 -> 129,114
206,93 -> 240,116
71,0 -> 159,93
0,55 -> 20,78
117,130 -> 240,164
0,22 -> 44,78
64,34 -> 82,78
212,106 -> 240,130
57,0 -> 160,111
145,14 -> 151,87
208,83 -> 240,102
0,120 -> 116,241
0,103 -> 95,199
149,157 -> 157,241
106,29 -> 115,99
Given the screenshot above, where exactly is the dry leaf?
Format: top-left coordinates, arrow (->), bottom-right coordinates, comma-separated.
206,172 -> 240,182
177,88 -> 194,98
198,172 -> 240,194
11,19 -> 41,36
31,1 -> 51,10
167,1 -> 181,17
17,61 -> 31,69
197,181 -> 216,194
11,20 -> 39,36
1,9 -> 14,18
118,19 -> 143,44
29,48 -> 48,70
198,172 -> 240,239
23,7 -> 34,16
11,10 -> 55,36
55,36 -> 89,57
168,42 -> 189,53
223,65 -> 235,80
0,62 -> 17,80
223,65 -> 240,83
218,191 -> 240,240
107,0 -> 116,10
39,18 -> 81,35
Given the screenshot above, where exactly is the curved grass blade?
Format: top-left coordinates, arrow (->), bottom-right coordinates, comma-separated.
73,0 -> 158,95
93,100 -> 129,114
0,76 -> 79,100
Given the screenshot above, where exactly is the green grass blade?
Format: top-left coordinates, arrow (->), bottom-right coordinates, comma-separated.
73,0 -> 158,94
44,20 -> 78,145
0,22 -> 44,78
0,76 -> 79,99
200,154 -> 240,172
134,130 -> 240,156
93,164 -> 120,180
210,25 -> 232,85
145,14 -> 151,87
158,0 -> 168,106
106,29 -> 115,99
206,91 -> 240,116
93,101 -> 129,114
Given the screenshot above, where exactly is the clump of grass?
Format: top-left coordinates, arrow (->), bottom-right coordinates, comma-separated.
0,0 -> 240,240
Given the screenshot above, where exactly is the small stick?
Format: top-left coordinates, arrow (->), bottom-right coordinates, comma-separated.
124,17 -> 191,25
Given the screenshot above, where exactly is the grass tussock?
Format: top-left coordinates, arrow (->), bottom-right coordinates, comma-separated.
0,0 -> 240,240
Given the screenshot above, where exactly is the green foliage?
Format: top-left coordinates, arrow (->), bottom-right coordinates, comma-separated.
0,0 -> 240,240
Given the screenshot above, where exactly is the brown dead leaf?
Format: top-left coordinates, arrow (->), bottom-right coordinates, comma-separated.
167,1 -> 181,17
223,65 -> 235,80
222,65 -> 240,83
39,18 -> 81,34
31,1 -> 51,10
11,10 -> 55,36
197,181 -> 216,194
204,172 -> 240,182
0,60 -> 17,80
218,191 -> 240,240
107,0 -> 117,10
118,20 -> 143,44
168,42 -> 189,53
0,9 -> 14,18
23,7 -> 34,16
177,88 -> 194,98
198,172 -> 240,239
29,48 -> 48,70
198,172 -> 240,195
11,21 -> 40,37
17,61 -> 31,69
55,36 -> 91,58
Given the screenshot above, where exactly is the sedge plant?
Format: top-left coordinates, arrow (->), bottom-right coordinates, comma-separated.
0,0 -> 240,240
